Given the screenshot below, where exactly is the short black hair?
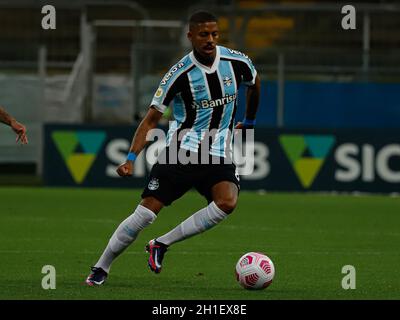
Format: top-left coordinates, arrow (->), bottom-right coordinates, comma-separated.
189,11 -> 217,29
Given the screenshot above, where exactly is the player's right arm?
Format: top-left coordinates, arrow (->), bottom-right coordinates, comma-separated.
117,61 -> 184,177
116,106 -> 163,176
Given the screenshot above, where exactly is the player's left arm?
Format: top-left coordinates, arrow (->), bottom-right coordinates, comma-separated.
235,74 -> 261,129
0,106 -> 28,144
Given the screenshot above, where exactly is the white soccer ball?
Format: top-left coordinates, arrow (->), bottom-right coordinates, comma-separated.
235,252 -> 275,290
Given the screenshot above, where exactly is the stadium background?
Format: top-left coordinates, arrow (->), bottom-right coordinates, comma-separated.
0,0 -> 399,300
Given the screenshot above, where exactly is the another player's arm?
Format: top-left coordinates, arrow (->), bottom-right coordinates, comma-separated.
0,106 -> 13,125
0,106 -> 28,144
116,106 -> 163,176
235,74 -> 261,129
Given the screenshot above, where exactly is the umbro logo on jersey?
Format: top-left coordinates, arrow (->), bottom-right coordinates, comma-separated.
192,93 -> 237,109
160,62 -> 185,85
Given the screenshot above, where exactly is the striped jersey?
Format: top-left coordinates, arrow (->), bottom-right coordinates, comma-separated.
150,45 -> 257,158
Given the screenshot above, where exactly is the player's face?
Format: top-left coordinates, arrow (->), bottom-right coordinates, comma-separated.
188,22 -> 219,59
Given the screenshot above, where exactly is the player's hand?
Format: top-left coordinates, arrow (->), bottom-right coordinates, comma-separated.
116,161 -> 134,177
234,122 -> 254,130
234,122 -> 244,130
10,120 -> 28,144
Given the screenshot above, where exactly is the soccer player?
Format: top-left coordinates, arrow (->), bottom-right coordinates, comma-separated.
0,106 -> 28,144
86,11 -> 260,286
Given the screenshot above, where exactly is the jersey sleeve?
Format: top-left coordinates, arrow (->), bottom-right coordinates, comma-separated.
150,62 -> 185,113
240,54 -> 257,86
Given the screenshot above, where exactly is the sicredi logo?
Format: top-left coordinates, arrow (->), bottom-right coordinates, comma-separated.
279,134 -> 336,188
52,131 -> 106,184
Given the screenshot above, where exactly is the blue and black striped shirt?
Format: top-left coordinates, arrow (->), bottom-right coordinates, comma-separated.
151,45 -> 257,158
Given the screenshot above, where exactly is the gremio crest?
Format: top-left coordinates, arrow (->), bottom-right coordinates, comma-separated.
148,178 -> 160,191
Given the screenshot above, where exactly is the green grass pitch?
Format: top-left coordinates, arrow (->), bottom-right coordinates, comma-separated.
0,187 -> 399,300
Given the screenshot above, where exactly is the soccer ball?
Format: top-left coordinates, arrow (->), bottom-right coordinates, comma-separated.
235,252 -> 275,290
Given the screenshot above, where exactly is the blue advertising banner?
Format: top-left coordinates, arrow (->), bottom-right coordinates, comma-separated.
236,81 -> 400,128
44,124 -> 400,193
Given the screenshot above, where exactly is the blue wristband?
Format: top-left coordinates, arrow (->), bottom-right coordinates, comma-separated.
243,118 -> 256,126
127,152 -> 137,162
